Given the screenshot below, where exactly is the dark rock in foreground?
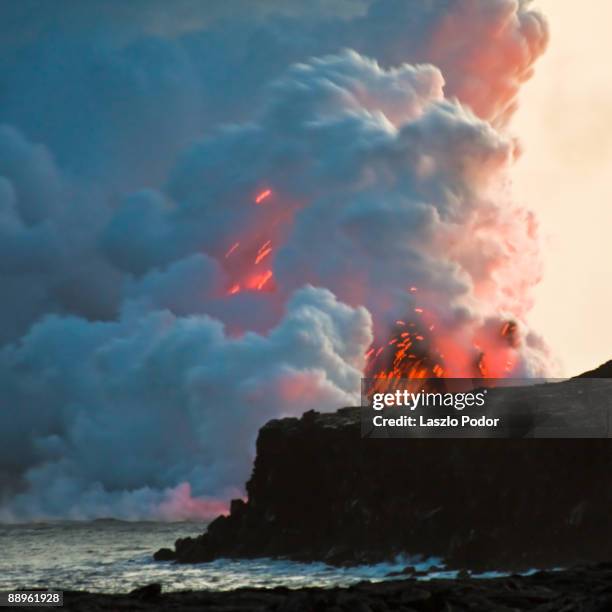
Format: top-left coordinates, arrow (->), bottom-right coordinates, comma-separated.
157,375 -> 612,571
35,564 -> 612,611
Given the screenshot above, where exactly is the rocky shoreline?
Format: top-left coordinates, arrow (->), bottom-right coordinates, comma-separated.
156,370 -> 612,570
31,563 -> 612,610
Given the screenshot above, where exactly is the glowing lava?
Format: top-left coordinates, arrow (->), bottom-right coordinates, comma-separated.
365,287 -> 521,391
255,189 -> 272,205
225,242 -> 240,258
254,241 -> 272,265
252,269 -> 273,291
225,190 -> 277,295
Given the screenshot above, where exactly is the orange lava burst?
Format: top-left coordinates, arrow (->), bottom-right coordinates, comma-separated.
255,189 -> 272,205
364,287 -> 447,389
257,270 -> 273,290
366,288 -> 522,390
254,240 -> 272,265
246,269 -> 273,291
225,242 -> 240,258
224,185 -> 278,296
367,324 -> 443,392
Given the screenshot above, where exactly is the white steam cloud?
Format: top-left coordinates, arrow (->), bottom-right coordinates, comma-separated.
0,0 -> 549,520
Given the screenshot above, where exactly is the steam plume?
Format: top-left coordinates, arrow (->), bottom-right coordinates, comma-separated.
0,0 -> 549,520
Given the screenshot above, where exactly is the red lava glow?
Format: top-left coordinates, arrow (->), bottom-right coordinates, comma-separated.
256,270 -> 273,290
365,286 -> 522,392
254,240 -> 272,265
225,183 -> 527,387
245,269 -> 273,292
255,189 -> 272,205
224,188 -> 279,296
225,242 -> 240,258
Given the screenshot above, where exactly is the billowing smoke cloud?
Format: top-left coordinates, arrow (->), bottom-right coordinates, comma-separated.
0,286 -> 369,520
0,0 -> 550,520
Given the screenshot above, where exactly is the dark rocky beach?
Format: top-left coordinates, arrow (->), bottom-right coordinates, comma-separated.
27,563 -> 612,611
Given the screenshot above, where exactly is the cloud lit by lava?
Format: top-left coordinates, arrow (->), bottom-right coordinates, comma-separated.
0,0 -> 551,520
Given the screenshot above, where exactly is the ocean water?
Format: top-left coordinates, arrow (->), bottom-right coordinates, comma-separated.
0,520 -> 447,593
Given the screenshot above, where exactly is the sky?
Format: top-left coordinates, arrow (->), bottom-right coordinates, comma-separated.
513,0 -> 612,376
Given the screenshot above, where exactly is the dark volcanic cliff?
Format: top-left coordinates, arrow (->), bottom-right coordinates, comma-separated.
156,377 -> 612,571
